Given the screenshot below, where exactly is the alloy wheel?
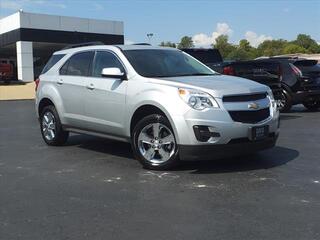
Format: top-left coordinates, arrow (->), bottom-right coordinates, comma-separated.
137,123 -> 176,165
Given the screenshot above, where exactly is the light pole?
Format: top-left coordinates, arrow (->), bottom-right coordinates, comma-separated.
147,33 -> 154,45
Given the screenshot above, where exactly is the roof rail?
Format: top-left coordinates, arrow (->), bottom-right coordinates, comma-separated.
132,43 -> 151,46
62,41 -> 104,50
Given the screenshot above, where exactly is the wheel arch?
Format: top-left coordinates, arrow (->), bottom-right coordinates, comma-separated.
129,104 -> 179,142
38,97 -> 55,116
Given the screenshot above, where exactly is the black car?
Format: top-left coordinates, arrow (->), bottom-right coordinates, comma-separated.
182,48 -> 283,110
252,57 -> 320,112
182,48 -> 320,112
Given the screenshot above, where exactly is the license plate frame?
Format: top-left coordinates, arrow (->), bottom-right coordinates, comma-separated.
250,125 -> 269,141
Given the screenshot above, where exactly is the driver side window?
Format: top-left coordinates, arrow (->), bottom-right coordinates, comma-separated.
92,51 -> 125,78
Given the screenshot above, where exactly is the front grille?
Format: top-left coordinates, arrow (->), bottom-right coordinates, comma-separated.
223,93 -> 267,102
228,108 -> 270,123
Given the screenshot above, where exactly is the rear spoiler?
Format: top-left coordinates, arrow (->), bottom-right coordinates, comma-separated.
293,60 -> 318,67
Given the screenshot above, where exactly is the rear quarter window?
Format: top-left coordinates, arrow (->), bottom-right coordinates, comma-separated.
41,54 -> 65,74
60,51 -> 94,76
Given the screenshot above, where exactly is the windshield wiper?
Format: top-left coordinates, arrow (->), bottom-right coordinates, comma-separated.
176,73 -> 219,76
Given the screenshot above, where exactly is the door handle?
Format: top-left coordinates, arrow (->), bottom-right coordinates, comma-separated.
57,79 -> 63,85
86,83 -> 95,90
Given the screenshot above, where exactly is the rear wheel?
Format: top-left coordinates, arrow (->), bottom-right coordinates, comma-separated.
132,114 -> 179,170
278,88 -> 292,112
303,99 -> 320,111
40,105 -> 69,146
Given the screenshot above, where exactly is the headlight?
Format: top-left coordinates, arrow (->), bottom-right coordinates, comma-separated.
178,88 -> 219,110
267,89 -> 277,109
267,89 -> 274,100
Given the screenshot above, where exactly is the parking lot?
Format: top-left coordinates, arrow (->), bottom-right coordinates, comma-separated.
0,100 -> 319,240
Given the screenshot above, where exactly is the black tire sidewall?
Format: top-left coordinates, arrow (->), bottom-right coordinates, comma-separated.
40,105 -> 68,146
132,114 -> 179,170
279,88 -> 292,113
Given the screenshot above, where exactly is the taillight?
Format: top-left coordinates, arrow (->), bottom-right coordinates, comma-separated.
289,63 -> 302,77
35,78 -> 40,91
223,66 -> 235,75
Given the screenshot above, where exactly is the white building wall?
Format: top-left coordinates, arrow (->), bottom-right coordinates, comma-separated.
16,41 -> 34,82
19,12 -> 123,35
0,12 -> 20,34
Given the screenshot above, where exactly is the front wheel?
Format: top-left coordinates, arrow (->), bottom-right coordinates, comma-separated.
132,114 -> 179,170
278,88 -> 292,113
40,105 -> 69,146
303,99 -> 320,111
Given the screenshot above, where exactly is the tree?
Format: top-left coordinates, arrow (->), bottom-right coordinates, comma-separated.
293,34 -> 320,53
283,43 -> 308,54
177,36 -> 194,49
256,39 -> 288,56
159,41 -> 176,48
213,35 -> 236,59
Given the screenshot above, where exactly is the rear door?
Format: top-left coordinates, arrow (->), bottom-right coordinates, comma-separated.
58,51 -> 94,128
84,50 -> 127,136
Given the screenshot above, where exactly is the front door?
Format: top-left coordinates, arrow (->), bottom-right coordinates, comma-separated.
84,51 -> 127,136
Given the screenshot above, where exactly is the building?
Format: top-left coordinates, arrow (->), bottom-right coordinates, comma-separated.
0,11 -> 124,82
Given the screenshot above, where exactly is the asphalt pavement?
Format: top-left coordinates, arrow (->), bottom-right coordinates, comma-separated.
0,100 -> 319,240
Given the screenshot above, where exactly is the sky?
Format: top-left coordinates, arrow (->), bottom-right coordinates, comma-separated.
0,0 -> 319,47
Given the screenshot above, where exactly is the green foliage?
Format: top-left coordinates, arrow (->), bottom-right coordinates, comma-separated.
227,39 -> 258,60
213,35 -> 236,59
257,39 -> 288,56
283,43 -> 308,54
159,41 -> 176,48
178,36 -> 194,49
293,34 -> 320,53
160,34 -> 320,60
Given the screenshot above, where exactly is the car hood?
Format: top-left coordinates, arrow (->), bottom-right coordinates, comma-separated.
155,75 -> 269,98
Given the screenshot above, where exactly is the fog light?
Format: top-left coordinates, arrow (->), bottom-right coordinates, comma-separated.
193,125 -> 220,142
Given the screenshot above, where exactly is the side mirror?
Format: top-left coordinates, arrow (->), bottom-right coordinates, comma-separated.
101,67 -> 126,80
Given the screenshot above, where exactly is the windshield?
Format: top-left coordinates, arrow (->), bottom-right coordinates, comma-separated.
123,49 -> 216,78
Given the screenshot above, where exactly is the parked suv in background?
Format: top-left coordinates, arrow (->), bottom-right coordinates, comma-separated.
181,49 -> 283,111
35,44 -> 279,170
253,57 -> 320,112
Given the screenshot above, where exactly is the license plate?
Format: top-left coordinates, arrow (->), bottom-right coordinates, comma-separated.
250,126 -> 269,141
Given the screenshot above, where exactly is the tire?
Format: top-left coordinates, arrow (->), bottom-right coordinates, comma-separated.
303,100 -> 320,111
40,105 -> 69,146
132,114 -> 179,170
278,88 -> 292,113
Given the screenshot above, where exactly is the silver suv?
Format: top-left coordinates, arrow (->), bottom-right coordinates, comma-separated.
35,44 -> 280,170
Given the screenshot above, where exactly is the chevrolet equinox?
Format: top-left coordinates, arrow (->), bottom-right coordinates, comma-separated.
35,44 -> 280,170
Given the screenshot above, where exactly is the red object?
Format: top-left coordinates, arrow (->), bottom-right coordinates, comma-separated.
35,78 -> 40,91
223,66 -> 235,75
290,64 -> 302,77
0,63 -> 13,80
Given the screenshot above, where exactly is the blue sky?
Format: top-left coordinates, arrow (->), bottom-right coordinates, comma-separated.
1,0 -> 319,46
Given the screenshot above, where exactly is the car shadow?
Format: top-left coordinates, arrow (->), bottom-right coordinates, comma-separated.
66,134 -> 133,159
176,146 -> 299,174
280,114 -> 301,120
66,134 -> 298,174
289,105 -> 320,113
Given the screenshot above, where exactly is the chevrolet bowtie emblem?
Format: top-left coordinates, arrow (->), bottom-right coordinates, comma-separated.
248,102 -> 259,110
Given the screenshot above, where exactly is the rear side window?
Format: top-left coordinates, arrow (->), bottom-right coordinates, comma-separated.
92,51 -> 125,77
41,54 -> 65,74
60,51 -> 94,76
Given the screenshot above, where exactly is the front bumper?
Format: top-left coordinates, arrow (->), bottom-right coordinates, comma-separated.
293,89 -> 320,103
179,132 -> 278,161
171,99 -> 279,146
